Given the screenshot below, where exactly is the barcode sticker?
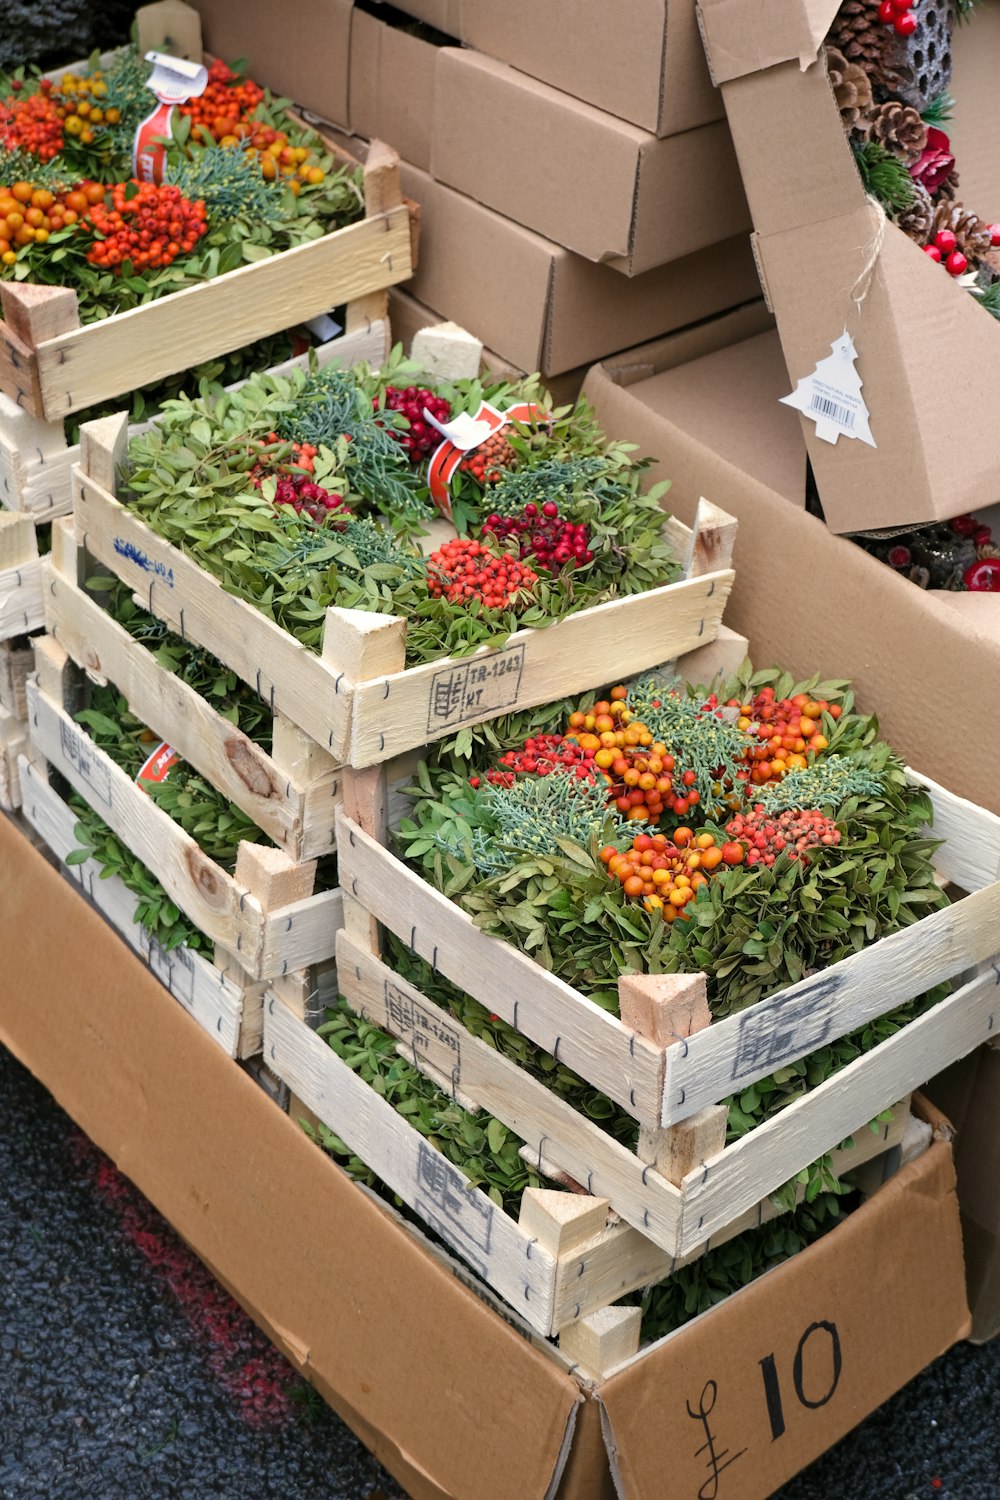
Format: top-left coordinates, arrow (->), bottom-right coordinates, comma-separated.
780,332 -> 876,448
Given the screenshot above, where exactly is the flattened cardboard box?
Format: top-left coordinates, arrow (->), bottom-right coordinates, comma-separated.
925,1046 -> 1000,1345
192,0 -> 353,123
399,163 -> 760,376
0,813 -> 970,1499
584,302 -> 1000,819
431,48 -> 749,275
695,0 -> 1000,533
458,0 -> 722,139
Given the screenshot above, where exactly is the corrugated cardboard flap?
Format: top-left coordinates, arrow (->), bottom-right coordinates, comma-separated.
596,1142 -> 968,1500
0,815 -> 582,1500
697,0 -> 841,84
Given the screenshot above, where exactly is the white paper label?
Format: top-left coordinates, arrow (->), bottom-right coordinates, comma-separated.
303,311 -> 345,342
780,332 -> 876,448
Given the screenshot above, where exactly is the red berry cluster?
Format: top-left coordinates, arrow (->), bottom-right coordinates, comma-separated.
877,0 -> 917,38
458,431 -> 517,484
724,806 -> 841,867
482,500 -> 594,570
482,735 -> 599,788
0,89 -> 64,161
922,228 -> 970,277
271,475 -> 349,525
84,181 -> 207,272
378,386 -> 452,463
427,537 -> 538,610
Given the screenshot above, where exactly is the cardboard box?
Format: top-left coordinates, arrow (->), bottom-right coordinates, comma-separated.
368,0 -> 460,35
431,48 -> 748,275
459,0 -> 722,139
387,286 -> 589,405
349,6 -> 438,171
0,811 -> 971,1499
399,164 -> 761,376
583,302 -> 1000,817
925,1045 -> 1000,1345
192,0 -> 354,123
695,0 -> 1000,533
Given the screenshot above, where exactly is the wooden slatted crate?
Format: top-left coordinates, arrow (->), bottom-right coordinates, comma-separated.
0,296 -> 391,523
71,415 -> 736,766
264,987 -> 913,1343
0,126 -> 413,423
0,636 -> 32,718
44,519 -> 340,861
17,757 -> 341,1056
0,514 -> 44,644
332,700 -> 1000,1259
26,636 -> 342,982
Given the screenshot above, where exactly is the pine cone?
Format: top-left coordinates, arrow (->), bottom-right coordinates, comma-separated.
893,180 -> 933,244
931,201 -> 995,261
825,45 -> 873,128
864,101 -> 929,166
978,543 -> 1000,560
937,169 -> 960,202
829,0 -> 886,73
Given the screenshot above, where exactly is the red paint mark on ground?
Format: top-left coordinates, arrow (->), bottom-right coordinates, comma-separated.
68,1130 -> 300,1428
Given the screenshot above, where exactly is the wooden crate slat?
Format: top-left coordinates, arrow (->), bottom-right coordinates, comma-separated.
678,965 -> 1000,1251
7,209 -> 411,420
661,873 -> 1000,1125
263,992 -> 561,1334
336,810 -> 667,1124
0,638 -> 32,717
0,558 -> 44,638
336,930 -> 683,1248
0,706 -> 26,809
73,469 -> 355,762
18,758 -> 249,1056
906,766 -> 1000,892
347,568 -> 733,766
26,677 -> 339,980
45,559 -> 340,859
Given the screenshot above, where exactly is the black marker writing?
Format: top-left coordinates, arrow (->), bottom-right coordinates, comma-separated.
686,1380 -> 747,1500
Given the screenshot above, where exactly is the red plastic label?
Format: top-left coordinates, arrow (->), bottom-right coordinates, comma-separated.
135,740 -> 181,789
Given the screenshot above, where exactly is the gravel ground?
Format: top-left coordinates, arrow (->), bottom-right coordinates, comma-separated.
2,1041 -> 998,1500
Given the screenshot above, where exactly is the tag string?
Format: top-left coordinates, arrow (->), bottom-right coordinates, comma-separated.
847,195 -> 887,326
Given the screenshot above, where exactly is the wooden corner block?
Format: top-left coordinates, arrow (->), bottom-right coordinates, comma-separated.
640,1104 -> 728,1188
322,605 -> 407,684
0,281 -> 80,348
49,516 -> 82,581
518,1188 -> 610,1256
341,764 -> 387,841
234,842 -> 317,909
271,714 -> 337,781
618,972 -> 711,1048
559,1306 -> 642,1380
0,510 -> 39,570
340,889 -> 381,958
363,139 -> 403,218
676,625 -> 750,691
78,413 -> 128,492
32,633 -> 74,705
135,0 -> 203,58
685,497 -> 739,578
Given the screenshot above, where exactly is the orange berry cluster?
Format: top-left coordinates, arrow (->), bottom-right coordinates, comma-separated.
53,71 -> 120,142
723,806 -> 841,868
732,687 -> 838,788
0,179 -> 104,264
600,830 -> 725,923
459,430 -> 517,484
181,62 -> 325,188
84,181 -> 207,272
564,689 -> 701,826
427,538 -> 539,610
252,432 -> 320,475
0,87 -> 64,160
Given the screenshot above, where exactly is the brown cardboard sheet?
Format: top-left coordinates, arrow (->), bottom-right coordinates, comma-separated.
584,305 -> 1000,815
192,0 -> 353,122
0,816 -> 581,1500
431,49 -> 749,275
349,7 -> 437,171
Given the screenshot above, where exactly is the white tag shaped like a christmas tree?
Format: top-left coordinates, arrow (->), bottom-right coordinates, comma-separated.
780,332 -> 876,448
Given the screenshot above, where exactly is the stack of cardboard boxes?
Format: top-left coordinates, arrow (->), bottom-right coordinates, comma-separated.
196,0 -> 762,396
